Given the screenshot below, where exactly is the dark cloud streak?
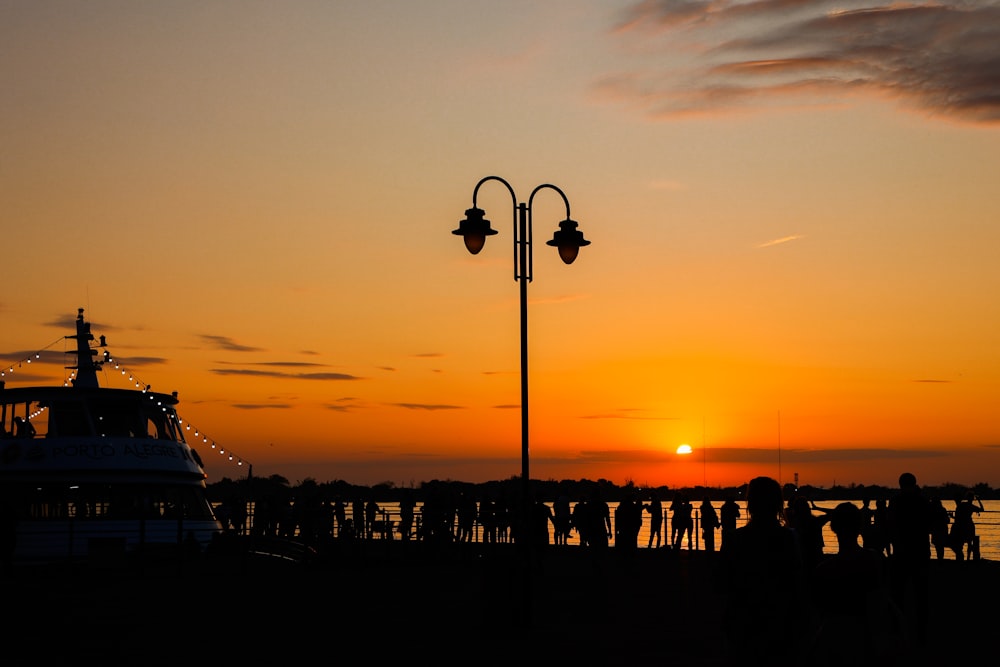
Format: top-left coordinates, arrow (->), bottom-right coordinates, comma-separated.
211,368 -> 363,380
199,335 -> 263,352
606,1 -> 1000,124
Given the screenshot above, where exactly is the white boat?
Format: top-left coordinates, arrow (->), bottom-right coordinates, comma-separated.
0,309 -> 223,564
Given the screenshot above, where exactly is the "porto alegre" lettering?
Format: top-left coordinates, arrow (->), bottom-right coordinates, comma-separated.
50,442 -> 183,460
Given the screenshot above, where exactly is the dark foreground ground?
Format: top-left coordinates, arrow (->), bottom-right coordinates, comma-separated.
4,540 -> 996,666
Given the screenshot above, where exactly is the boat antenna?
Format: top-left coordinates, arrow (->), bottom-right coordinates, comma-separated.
65,308 -> 105,388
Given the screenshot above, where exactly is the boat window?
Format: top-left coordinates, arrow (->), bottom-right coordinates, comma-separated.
48,400 -> 92,437
91,399 -> 144,438
16,483 -> 216,522
142,408 -> 183,443
0,402 -> 48,439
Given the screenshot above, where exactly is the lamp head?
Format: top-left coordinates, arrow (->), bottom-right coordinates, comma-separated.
452,206 -> 497,255
546,218 -> 591,264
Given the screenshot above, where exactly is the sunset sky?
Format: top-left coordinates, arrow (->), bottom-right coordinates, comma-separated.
3,1 -> 1000,490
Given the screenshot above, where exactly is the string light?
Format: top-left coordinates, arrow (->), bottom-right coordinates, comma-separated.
3,337 -> 252,472
1,337 -> 63,378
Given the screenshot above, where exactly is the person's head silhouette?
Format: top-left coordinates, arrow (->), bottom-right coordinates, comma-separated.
745,476 -> 784,526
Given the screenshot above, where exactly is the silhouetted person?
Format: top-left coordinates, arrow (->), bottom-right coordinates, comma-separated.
788,496 -> 834,574
722,476 -> 806,665
672,493 -> 694,550
13,416 -> 34,438
719,495 -> 740,552
553,493 -> 572,545
584,488 -> 611,550
700,497 -> 719,553
928,496 -> 950,560
615,489 -> 643,554
398,492 -> 415,541
572,496 -> 590,547
332,496 -> 347,538
644,491 -> 663,548
808,502 -> 901,665
530,497 -> 554,548
871,498 -> 891,557
669,493 -> 683,547
886,471 -> 931,645
456,491 -> 477,543
949,492 -> 984,561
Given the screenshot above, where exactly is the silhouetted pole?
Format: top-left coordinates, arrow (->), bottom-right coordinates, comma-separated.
452,175 -> 590,626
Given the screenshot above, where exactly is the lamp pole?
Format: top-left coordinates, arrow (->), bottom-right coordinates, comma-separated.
452,175 -> 590,621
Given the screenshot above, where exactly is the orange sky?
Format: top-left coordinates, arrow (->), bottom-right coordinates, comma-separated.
3,2 -> 1000,489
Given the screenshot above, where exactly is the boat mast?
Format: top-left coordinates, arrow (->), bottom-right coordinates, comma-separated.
66,308 -> 103,388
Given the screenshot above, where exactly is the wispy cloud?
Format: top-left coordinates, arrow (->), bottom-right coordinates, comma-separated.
211,368 -> 363,380
756,234 -> 804,248
391,403 -> 463,411
233,403 -> 293,410
602,1 -> 1000,124
199,335 -> 264,353
325,397 -> 364,412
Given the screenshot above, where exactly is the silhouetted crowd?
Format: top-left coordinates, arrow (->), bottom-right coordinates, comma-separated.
211,471 -> 986,664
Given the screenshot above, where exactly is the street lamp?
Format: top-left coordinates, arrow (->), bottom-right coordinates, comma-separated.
452,174 -> 590,535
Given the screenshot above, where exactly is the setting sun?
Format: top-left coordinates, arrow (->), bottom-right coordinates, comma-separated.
676,444 -> 693,455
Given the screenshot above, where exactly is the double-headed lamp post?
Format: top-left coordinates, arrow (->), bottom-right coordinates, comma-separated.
452,175 -> 590,533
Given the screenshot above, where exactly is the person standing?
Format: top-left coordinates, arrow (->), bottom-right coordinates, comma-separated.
928,496 -> 950,560
615,489 -> 643,553
700,497 -> 720,553
720,495 -> 740,552
949,492 -> 985,561
673,493 -> 694,550
644,491 -> 663,548
886,471 -> 931,645
365,497 -> 381,540
586,488 -> 612,550
722,476 -> 806,665
398,492 -> 415,541
553,493 -> 572,545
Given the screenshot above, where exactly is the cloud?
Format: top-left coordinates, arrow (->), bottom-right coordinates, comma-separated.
199,335 -> 264,352
242,361 -> 327,368
391,403 -> 464,411
604,1 -> 1000,124
756,234 -> 804,248
210,368 -> 363,380
325,397 -> 365,412
232,403 -> 293,410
